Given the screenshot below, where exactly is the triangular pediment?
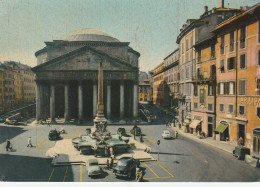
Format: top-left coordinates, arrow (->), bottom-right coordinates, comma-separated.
33,46 -> 137,72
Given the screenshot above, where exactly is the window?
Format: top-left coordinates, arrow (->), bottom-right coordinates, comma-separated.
194,102 -> 198,109
190,50 -> 193,60
240,26 -> 246,49
229,81 -> 235,95
257,79 -> 260,95
228,57 -> 235,70
230,30 -> 235,52
258,50 -> 260,65
186,39 -> 189,51
220,104 -> 224,112
228,104 -> 234,114
191,36 -> 193,47
220,59 -> 225,73
198,50 -> 201,62
239,80 -> 246,95
186,67 -> 189,79
219,82 -> 224,95
197,68 -> 201,79
194,84 -> 198,96
186,51 -> 189,62
208,84 -> 214,96
211,44 -> 215,58
257,107 -> 260,118
220,35 -> 225,54
240,54 -> 246,69
210,65 -> 216,79
239,106 -> 245,115
208,103 -> 213,111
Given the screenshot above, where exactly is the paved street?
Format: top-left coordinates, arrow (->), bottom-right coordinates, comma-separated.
0,105 -> 260,182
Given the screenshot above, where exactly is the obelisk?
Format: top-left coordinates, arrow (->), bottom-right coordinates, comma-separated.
94,62 -> 107,131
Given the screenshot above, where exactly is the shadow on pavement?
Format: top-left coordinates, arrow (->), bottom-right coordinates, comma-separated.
0,126 -> 27,144
150,151 -> 191,156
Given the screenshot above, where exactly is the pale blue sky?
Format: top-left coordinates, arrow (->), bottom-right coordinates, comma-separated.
0,0 -> 259,72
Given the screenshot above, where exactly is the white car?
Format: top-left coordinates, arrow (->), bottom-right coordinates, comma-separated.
86,159 -> 102,177
162,130 -> 172,139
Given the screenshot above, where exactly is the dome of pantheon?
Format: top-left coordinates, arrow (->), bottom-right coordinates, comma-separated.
61,28 -> 120,42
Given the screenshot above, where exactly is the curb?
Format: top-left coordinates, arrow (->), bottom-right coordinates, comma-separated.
172,127 -> 233,154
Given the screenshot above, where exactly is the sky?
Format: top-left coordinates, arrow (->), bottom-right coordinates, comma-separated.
0,0 -> 259,72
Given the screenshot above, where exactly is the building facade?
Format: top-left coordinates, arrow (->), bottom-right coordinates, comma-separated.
0,68 -> 4,112
214,3 -> 260,152
164,49 -> 179,111
139,79 -> 152,103
191,5 -> 240,137
32,29 -> 140,124
177,19 -> 197,125
152,62 -> 169,107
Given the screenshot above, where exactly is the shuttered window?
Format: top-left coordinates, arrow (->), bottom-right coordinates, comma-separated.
239,80 -> 246,95
219,104 -> 224,112
208,84 -> 214,96
239,106 -> 245,115
220,35 -> 225,54
208,103 -> 213,111
220,59 -> 225,73
229,81 -> 235,95
194,84 -> 198,96
240,26 -> 246,49
230,30 -> 235,52
224,82 -> 229,95
228,57 -> 235,70
219,82 -> 224,95
228,104 -> 234,114
240,54 -> 246,69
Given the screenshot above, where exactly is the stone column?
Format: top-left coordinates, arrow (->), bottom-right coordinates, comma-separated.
133,82 -> 138,119
120,80 -> 125,121
106,80 -> 111,120
93,81 -> 97,118
50,83 -> 56,124
78,82 -> 83,123
36,81 -> 41,123
64,83 -> 70,123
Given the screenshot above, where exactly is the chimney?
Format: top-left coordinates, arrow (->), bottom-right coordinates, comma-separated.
204,6 -> 208,13
218,0 -> 224,8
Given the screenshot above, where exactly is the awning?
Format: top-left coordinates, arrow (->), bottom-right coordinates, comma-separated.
215,123 -> 228,133
189,120 -> 201,128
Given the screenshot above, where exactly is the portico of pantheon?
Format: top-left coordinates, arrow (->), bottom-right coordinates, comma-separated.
32,29 -> 140,124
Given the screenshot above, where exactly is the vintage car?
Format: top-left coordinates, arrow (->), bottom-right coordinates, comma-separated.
233,146 -> 250,160
48,130 -> 60,141
113,157 -> 140,178
162,130 -> 172,139
130,126 -> 142,136
117,128 -> 127,136
109,135 -> 130,154
86,159 -> 102,177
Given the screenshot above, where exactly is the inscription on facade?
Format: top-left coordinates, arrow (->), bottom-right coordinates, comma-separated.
240,97 -> 260,106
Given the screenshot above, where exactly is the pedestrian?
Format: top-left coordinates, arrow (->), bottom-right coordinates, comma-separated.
104,146 -> 108,157
238,137 -> 244,146
107,159 -> 110,170
47,121 -> 50,127
110,157 -> 114,170
6,139 -> 11,151
109,147 -> 114,158
27,136 -> 33,147
139,134 -> 143,143
175,131 -> 178,139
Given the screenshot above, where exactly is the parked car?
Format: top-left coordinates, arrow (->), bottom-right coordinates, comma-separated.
117,128 -> 127,136
233,146 -> 250,160
86,159 -> 102,177
48,129 -> 60,140
0,117 -> 6,123
4,118 -> 18,125
162,130 -> 172,139
113,157 -> 140,178
130,126 -> 142,136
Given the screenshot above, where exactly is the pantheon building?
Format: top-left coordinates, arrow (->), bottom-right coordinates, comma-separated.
32,29 -> 140,124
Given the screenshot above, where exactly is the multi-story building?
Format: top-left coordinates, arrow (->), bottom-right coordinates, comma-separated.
14,71 -> 23,105
139,79 -> 152,104
0,64 -> 16,112
0,67 -> 4,112
164,49 -> 179,111
191,3 -> 240,137
213,3 -> 260,153
4,61 -> 36,104
152,62 -> 169,107
176,19 -> 197,125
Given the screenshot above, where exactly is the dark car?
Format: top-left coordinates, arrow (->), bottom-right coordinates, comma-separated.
48,130 -> 60,140
113,157 -> 140,178
130,126 -> 142,136
117,128 -> 127,136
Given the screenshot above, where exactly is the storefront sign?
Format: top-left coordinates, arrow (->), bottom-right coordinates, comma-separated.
240,97 -> 260,106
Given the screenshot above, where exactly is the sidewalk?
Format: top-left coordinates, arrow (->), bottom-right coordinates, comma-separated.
172,126 -> 235,154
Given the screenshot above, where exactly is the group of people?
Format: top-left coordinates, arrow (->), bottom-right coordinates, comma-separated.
6,136 -> 33,151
